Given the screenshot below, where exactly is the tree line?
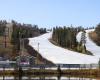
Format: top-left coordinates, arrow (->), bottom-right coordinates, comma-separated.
52,26 -> 89,54
95,23 -> 100,46
10,20 -> 47,53
0,20 -> 7,36
0,20 -> 47,59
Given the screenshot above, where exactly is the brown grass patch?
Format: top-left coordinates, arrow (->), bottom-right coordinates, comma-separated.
0,36 -> 14,59
89,31 -> 98,43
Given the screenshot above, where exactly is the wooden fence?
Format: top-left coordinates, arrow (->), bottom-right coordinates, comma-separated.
0,61 -> 99,70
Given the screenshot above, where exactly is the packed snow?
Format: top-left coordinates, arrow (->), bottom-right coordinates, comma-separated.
29,30 -> 99,64
77,29 -> 100,58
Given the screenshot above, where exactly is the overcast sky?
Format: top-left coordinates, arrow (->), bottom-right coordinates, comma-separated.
0,0 -> 100,28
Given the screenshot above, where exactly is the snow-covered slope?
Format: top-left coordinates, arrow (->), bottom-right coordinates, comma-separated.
77,29 -> 100,58
29,31 -> 99,64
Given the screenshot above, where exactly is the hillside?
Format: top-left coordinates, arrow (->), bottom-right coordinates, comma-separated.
0,20 -> 47,61
29,30 -> 99,64
88,24 -> 100,46
77,29 -> 100,57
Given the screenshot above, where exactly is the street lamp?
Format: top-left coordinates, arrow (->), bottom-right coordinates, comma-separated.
38,42 -> 40,52
36,42 -> 40,65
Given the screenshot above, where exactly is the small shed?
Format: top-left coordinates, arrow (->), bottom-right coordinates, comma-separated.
16,55 -> 35,67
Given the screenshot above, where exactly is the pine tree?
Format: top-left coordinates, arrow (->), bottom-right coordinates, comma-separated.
80,30 -> 87,53
80,31 -> 86,45
52,26 -> 79,49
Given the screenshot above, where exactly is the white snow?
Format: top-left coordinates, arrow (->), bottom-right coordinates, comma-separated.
29,31 -> 99,64
77,29 -> 100,58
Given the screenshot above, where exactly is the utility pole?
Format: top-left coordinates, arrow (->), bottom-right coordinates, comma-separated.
18,31 -> 21,67
4,33 -> 7,48
36,42 -> 40,64
19,31 -> 21,56
4,27 -> 8,48
38,42 -> 40,52
18,27 -> 23,66
18,28 -> 23,72
21,38 -> 24,56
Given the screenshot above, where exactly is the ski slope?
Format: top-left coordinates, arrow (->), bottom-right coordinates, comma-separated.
29,31 -> 99,64
77,29 -> 100,58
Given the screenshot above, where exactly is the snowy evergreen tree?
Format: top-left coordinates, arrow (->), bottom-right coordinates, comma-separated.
80,30 -> 87,53
81,31 -> 86,45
